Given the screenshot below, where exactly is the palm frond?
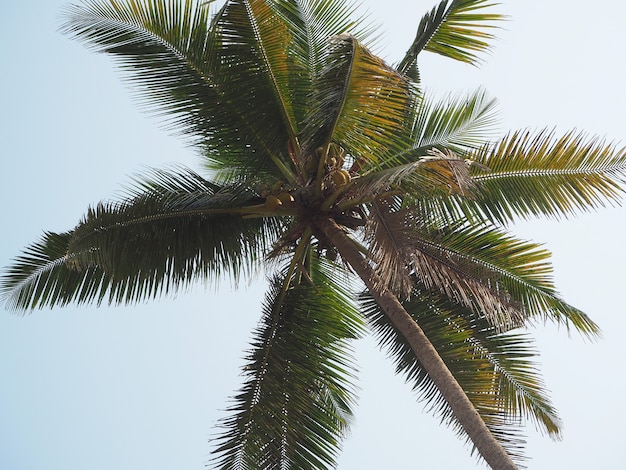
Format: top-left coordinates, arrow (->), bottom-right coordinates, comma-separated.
467,129 -> 626,223
361,290 -> 561,466
335,149 -> 477,214
269,0 -> 376,78
61,0 -> 295,180
409,88 -> 500,155
363,199 -> 414,299
301,34 -> 415,166
1,168 -> 281,310
415,223 -> 600,336
210,0 -> 300,179
397,0 -> 503,75
351,198 -> 525,329
211,254 -> 363,469
223,0 -> 304,142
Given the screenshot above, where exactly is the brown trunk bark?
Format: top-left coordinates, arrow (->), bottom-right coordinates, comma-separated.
318,217 -> 517,470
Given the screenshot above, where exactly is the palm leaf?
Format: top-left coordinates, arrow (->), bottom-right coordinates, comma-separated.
409,88 -> 500,155
61,0 -> 296,180
350,199 -> 527,329
269,0 -> 376,78
467,129 -> 626,223
211,254 -> 363,469
362,290 -> 561,466
397,0 -> 503,75
301,34 -> 415,168
334,148 -> 481,217
1,168 -> 280,310
414,223 -> 600,336
209,0 -> 302,180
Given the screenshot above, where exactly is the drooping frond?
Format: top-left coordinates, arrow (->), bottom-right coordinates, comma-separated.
466,129 -> 626,223
301,34 -> 415,165
61,0 -> 295,180
413,223 -> 600,336
397,0 -> 503,76
211,254 -> 363,469
361,290 -> 562,466
1,168 -> 281,310
363,199 -> 414,299
364,207 -> 526,329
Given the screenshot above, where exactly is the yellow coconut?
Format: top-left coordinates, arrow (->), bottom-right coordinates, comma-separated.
264,195 -> 283,210
331,170 -> 348,187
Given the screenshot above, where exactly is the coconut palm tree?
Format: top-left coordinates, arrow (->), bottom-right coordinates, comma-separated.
2,0 -> 625,468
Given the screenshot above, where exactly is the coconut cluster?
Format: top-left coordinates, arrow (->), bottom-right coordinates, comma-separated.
262,142 -> 354,211
323,144 -> 352,190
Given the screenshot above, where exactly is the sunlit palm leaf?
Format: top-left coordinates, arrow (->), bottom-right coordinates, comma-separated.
211,0 -> 302,180
336,155 -> 473,212
240,0 -> 304,140
397,0 -> 503,75
409,88 -> 500,155
467,129 -> 626,223
1,168 -> 281,310
301,34 -> 414,165
361,291 -> 561,466
211,255 -> 362,469
269,0 -> 376,78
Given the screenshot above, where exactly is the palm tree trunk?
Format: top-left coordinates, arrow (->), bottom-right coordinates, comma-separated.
318,216 -> 518,470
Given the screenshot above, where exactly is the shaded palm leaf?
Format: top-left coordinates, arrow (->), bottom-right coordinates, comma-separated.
1,168 -> 280,310
466,129 -> 626,223
397,0 -> 503,76
211,254 -> 363,469
61,1 -> 294,180
361,290 -> 561,467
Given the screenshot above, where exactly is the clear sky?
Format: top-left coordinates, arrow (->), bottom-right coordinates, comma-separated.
1,1 -> 625,469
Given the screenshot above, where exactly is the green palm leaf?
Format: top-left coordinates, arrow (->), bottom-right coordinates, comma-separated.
61,0 -> 295,180
409,88 -> 500,155
301,34 -> 415,168
467,129 -> 626,223
211,254 -> 363,469
210,0 -> 301,180
397,0 -> 503,77
362,290 -> 561,466
269,0 -> 376,78
1,168 -> 280,310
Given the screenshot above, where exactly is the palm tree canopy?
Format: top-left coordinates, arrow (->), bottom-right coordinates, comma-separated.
2,1 -> 625,468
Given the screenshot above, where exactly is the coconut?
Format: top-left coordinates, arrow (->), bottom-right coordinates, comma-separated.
331,170 -> 348,187
277,192 -> 295,206
264,195 -> 283,210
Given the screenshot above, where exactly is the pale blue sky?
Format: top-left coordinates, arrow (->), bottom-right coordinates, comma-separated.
1,1 -> 625,469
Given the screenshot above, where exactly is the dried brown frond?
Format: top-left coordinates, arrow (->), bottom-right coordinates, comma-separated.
364,199 -> 414,299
